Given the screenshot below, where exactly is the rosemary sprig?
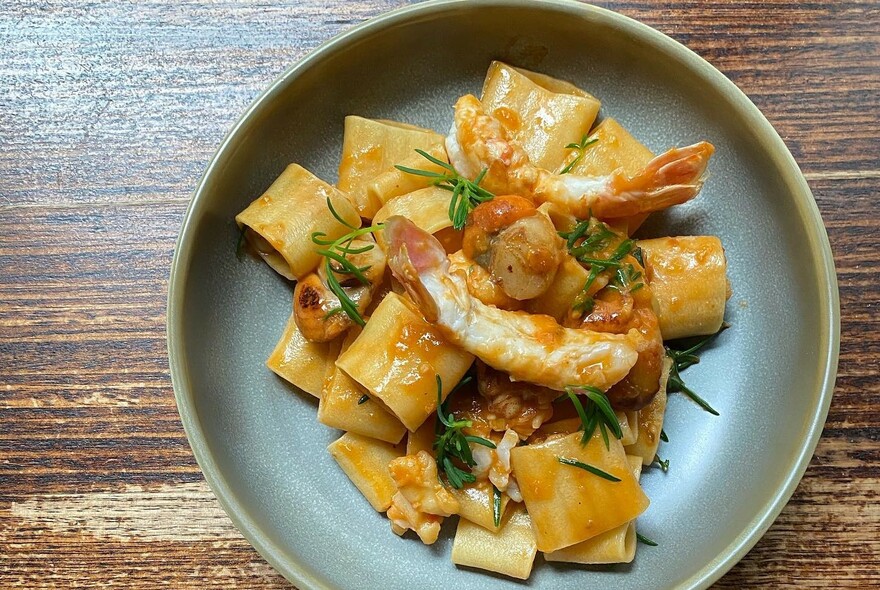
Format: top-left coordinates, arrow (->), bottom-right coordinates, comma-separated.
609,263 -> 645,294
636,532 -> 658,546
310,198 -> 384,327
559,387 -> 622,448
665,324 -> 729,416
560,134 -> 599,174
557,457 -> 621,482
559,218 -> 638,314
652,453 -> 670,473
433,375 -> 496,489
492,485 -> 502,528
395,149 -> 494,230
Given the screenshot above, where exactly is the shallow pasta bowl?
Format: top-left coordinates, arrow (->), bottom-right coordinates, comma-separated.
167,1 -> 840,588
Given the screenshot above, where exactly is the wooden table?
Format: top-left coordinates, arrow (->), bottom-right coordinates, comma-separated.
1,1 -> 877,587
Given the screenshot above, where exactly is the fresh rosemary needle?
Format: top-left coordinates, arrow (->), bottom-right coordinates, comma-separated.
665,324 -> 729,416
395,149 -> 494,230
653,454 -> 670,473
433,375 -> 496,489
559,386 -> 622,448
492,484 -> 502,528
557,457 -> 621,482
558,217 -> 640,314
310,197 -> 384,327
636,532 -> 658,546
357,394 -> 370,405
560,134 -> 599,174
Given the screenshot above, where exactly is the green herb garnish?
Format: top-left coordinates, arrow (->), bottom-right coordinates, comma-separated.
560,134 -> 599,174
558,218 -> 639,314
357,394 -> 370,405
557,457 -> 621,482
660,428 -> 669,442
310,198 -> 384,327
632,246 -> 645,267
433,375 -> 496,489
492,485 -> 502,528
609,263 -> 645,294
653,454 -> 670,473
665,324 -> 729,416
559,387 -> 622,449
395,149 -> 494,230
636,532 -> 658,546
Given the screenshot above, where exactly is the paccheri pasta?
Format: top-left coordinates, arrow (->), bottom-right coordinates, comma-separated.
234,61 -> 731,580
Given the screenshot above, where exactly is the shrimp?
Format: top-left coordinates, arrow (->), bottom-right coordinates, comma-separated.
293,236 -> 386,342
387,450 -> 460,544
446,362 -> 556,439
472,429 -> 519,492
448,251 -> 524,311
476,361 -> 556,439
447,94 -> 715,220
383,215 -> 639,392
462,195 -> 564,301
387,493 -> 443,544
573,285 -> 665,411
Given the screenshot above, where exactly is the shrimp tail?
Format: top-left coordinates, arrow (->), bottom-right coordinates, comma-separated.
383,215 -> 445,321
592,141 -> 715,218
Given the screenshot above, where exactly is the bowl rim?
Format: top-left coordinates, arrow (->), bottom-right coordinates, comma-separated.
167,1 -> 841,588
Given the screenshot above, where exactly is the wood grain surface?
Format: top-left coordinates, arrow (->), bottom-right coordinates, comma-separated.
1,0 -> 878,587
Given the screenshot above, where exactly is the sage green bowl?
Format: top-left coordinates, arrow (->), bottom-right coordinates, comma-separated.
167,1 -> 839,588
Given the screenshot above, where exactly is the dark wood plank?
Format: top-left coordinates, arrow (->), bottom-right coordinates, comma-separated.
0,0 -> 878,588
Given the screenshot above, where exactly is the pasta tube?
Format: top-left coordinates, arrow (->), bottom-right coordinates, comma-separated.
318,328 -> 407,445
510,430 -> 649,552
235,163 -> 359,280
335,292 -> 474,431
448,481 -> 510,532
481,61 -> 600,171
525,254 -> 590,321
337,117 -> 446,218
373,187 -> 454,251
450,504 -> 537,580
265,303 -> 337,398
565,118 -> 655,234
638,236 -> 730,339
406,414 -> 436,456
327,432 -> 403,512
366,146 -> 449,209
544,456 -> 643,564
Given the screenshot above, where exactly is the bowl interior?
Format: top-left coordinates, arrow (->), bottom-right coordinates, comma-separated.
170,3 -> 837,589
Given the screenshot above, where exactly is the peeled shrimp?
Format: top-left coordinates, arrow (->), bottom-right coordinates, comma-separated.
472,429 -> 519,492
293,236 -> 386,342
448,250 -> 524,311
476,361 -> 556,439
462,195 -> 564,301
387,450 -> 460,544
384,215 -> 639,391
447,94 -> 715,219
577,288 -> 665,411
387,492 -> 443,544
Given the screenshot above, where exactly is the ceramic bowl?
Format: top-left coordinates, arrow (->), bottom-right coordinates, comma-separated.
168,1 -> 839,588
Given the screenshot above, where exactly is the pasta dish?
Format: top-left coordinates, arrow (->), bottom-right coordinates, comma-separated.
234,61 -> 730,579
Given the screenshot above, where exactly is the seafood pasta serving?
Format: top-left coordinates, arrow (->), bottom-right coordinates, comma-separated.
234,61 -> 730,579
